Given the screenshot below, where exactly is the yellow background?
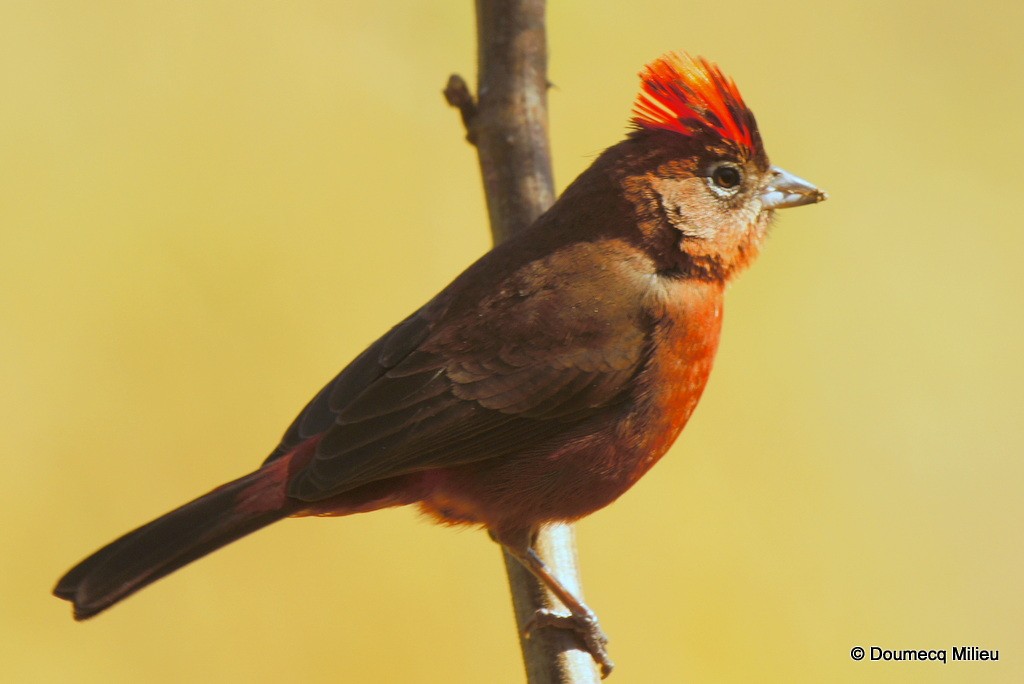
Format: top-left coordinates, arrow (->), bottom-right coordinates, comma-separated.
3,2 -> 1022,682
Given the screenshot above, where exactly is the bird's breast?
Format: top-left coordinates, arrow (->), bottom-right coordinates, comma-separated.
625,278 -> 725,479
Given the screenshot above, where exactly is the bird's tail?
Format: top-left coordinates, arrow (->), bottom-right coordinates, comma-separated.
54,462 -> 296,621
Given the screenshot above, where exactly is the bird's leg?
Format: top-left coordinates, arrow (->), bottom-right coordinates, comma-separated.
500,533 -> 614,678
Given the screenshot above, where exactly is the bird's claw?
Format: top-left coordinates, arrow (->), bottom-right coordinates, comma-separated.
523,607 -> 615,678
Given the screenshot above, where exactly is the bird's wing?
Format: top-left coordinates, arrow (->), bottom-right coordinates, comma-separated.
271,242 -> 655,502
263,308 -> 435,464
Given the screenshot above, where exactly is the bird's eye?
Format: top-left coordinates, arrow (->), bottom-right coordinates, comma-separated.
710,164 -> 742,191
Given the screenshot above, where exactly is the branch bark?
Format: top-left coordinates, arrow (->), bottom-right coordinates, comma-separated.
444,1 -> 601,682
470,0 -> 555,242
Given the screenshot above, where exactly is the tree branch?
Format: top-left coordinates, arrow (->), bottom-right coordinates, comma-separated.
444,1 -> 601,681
470,0 -> 555,243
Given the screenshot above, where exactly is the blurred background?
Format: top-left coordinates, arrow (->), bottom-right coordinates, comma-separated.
2,1 -> 1022,682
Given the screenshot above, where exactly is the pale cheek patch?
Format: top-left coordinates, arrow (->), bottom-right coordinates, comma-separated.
652,176 -> 719,239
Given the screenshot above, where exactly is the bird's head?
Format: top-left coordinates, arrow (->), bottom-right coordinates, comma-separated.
611,52 -> 826,280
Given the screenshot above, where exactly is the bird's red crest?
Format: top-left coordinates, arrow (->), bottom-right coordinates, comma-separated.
632,52 -> 757,154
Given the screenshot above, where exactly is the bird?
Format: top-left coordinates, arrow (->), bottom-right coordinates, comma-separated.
54,52 -> 825,677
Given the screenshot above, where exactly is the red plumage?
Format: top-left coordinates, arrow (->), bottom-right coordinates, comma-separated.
632,52 -> 757,155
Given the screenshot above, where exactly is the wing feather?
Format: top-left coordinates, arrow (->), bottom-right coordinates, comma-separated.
271,241 -> 657,501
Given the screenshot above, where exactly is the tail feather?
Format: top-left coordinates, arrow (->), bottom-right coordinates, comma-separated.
54,468 -> 292,620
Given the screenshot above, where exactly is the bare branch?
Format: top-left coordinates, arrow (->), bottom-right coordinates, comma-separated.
473,0 -> 556,243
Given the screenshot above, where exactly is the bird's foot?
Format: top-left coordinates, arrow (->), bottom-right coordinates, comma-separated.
524,607 -> 614,678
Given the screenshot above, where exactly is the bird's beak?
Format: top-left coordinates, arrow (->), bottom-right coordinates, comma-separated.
760,166 -> 827,210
